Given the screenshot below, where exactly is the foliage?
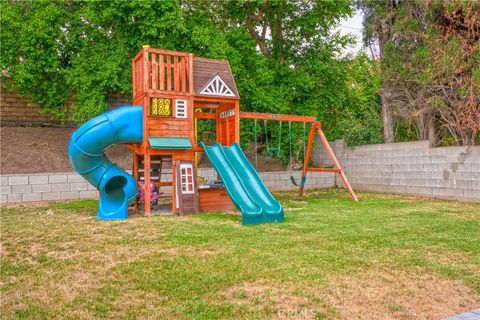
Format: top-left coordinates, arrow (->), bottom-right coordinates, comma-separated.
337,52 -> 383,146
0,1 -> 78,122
359,0 -> 480,146
1,0 -> 382,147
1,0 -> 189,123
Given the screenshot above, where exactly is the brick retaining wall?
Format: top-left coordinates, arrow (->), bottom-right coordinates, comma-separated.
0,91 -> 72,125
0,90 -> 131,126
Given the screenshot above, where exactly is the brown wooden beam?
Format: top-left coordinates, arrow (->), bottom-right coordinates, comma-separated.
146,48 -> 190,57
155,182 -> 173,187
193,96 -> 239,103
316,127 -> 358,202
299,123 -> 317,196
194,112 -> 216,119
240,111 -> 317,123
307,168 -> 341,173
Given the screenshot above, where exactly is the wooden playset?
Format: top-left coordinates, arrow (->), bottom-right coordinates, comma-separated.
125,47 -> 357,216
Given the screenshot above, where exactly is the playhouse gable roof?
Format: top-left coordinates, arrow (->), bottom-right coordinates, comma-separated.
193,57 -> 239,98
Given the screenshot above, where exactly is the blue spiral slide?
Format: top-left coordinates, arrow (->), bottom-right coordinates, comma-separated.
68,106 -> 143,220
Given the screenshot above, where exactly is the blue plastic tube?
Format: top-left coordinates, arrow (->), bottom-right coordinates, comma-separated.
68,106 -> 143,220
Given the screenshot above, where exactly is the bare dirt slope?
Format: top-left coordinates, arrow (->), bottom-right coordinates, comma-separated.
1,127 -> 285,174
1,127 -> 132,174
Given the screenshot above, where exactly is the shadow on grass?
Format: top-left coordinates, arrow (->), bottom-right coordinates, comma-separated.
194,212 -> 241,222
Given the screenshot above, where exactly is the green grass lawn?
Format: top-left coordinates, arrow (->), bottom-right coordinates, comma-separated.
1,189 -> 479,319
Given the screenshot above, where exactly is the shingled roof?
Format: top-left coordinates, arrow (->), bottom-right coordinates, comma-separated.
193,57 -> 239,98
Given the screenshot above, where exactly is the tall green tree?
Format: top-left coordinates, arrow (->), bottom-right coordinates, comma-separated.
186,0 -> 357,129
359,0 -> 479,146
357,0 -> 399,143
2,0 -> 383,147
1,0 -> 202,123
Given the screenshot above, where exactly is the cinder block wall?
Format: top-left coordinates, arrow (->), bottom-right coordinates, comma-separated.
0,169 -> 334,204
1,141 -> 478,204
1,173 -> 96,203
312,139 -> 480,201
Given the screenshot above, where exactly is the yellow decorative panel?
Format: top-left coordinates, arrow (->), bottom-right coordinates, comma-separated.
150,98 -> 172,116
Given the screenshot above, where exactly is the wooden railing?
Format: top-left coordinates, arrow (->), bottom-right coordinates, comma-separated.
133,49 -> 193,99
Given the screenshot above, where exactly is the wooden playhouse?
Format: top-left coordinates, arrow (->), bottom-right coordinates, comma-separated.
127,48 -> 241,215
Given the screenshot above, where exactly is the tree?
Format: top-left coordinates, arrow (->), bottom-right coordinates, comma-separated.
359,0 -> 480,146
427,0 -> 480,146
358,0 -> 398,143
1,1 -> 203,123
0,1 -> 80,122
186,1 -> 358,128
2,0 -> 384,148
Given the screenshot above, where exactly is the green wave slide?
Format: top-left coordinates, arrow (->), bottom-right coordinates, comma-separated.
200,142 -> 284,225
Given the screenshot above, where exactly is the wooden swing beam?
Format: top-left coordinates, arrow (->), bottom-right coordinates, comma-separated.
240,111 -> 316,123
239,111 -> 358,201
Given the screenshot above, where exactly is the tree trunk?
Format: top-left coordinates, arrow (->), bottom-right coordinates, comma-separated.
380,89 -> 394,143
461,131 -> 475,146
377,1 -> 396,144
427,113 -> 436,147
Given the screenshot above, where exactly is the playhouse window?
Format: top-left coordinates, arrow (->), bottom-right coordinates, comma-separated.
150,98 -> 172,116
175,100 -> 187,118
180,163 -> 194,194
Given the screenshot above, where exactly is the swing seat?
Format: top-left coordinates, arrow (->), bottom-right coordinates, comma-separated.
290,175 -> 307,187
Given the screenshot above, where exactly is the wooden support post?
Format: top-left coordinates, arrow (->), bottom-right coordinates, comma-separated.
172,159 -> 177,214
234,100 -> 240,143
144,152 -> 152,215
133,152 -> 139,210
316,126 -> 358,202
299,123 -> 317,196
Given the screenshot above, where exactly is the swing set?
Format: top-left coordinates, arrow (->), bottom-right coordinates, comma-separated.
243,111 -> 358,201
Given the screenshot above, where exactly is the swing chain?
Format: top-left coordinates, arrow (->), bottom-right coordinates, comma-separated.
303,122 -> 306,162
288,121 -> 292,170
289,121 -> 308,187
278,121 -> 282,156
263,120 -> 270,156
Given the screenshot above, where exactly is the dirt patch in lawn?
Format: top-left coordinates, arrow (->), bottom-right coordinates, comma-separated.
325,269 -> 480,320
224,280 -> 327,319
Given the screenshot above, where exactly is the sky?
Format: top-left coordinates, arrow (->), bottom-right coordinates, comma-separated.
336,10 -> 365,56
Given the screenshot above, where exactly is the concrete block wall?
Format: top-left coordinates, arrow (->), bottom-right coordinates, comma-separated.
1,140 -> 478,204
1,173 -> 98,204
313,139 -> 480,201
259,171 -> 334,191
197,168 -> 333,192
0,169 -> 334,204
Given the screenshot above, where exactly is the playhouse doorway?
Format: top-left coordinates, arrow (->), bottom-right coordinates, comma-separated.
137,154 -> 174,215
